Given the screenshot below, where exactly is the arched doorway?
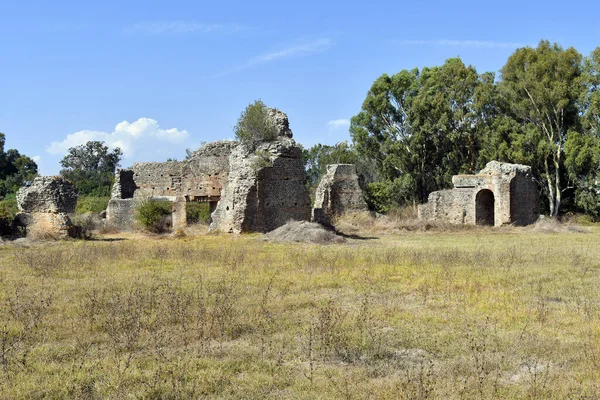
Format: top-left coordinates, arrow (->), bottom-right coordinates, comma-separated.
476,189 -> 495,226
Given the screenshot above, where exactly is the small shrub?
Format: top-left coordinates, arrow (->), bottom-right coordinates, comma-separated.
76,196 -> 109,214
0,198 -> 18,219
136,198 -> 172,233
234,100 -> 278,149
186,202 -> 211,225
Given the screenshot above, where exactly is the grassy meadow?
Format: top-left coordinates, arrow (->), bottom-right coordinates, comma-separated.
0,224 -> 599,399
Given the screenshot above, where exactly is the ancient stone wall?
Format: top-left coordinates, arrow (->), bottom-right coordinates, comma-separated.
106,110 -> 312,233
16,176 -> 79,238
209,138 -> 311,233
312,164 -> 368,225
418,161 -> 539,227
106,141 -> 234,228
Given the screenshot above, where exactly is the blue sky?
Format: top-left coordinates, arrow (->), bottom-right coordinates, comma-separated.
1,0 -> 599,174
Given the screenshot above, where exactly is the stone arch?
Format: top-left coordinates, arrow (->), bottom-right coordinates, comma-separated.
475,189 -> 495,226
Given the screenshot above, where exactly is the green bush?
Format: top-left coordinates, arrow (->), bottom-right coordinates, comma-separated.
136,198 -> 172,233
0,198 -> 17,237
0,198 -> 18,219
186,202 -> 211,224
234,100 -> 277,149
76,196 -> 110,214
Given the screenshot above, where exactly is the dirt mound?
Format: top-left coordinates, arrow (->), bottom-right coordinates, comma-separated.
265,221 -> 346,244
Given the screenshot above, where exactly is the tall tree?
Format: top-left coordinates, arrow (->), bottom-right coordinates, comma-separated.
499,40 -> 583,216
565,47 -> 600,217
0,132 -> 38,198
60,141 -> 122,196
351,58 -> 494,208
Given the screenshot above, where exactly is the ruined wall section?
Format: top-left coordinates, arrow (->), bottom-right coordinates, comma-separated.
418,188 -> 475,225
210,139 -> 311,233
312,164 -> 368,225
16,176 -> 79,238
418,161 -> 539,227
107,141 -> 234,229
180,141 -> 233,202
510,173 -> 540,226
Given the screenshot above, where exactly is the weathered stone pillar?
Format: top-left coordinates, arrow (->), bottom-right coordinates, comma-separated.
172,197 -> 187,231
16,176 -> 79,239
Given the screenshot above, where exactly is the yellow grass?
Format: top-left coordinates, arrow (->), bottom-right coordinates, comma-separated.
1,224 -> 599,399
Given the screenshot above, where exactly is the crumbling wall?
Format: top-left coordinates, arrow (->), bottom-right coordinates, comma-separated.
510,174 -> 540,226
418,161 -> 539,227
106,141 -> 234,228
16,176 -> 78,238
418,188 -> 475,225
209,138 -> 311,233
111,169 -> 136,199
106,109 -> 312,234
312,164 -> 368,225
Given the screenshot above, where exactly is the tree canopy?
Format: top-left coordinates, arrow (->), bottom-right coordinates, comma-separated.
60,141 -> 122,196
0,133 -> 38,199
349,41 -> 600,217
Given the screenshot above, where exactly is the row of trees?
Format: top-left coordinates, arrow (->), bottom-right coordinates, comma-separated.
305,40 -> 599,217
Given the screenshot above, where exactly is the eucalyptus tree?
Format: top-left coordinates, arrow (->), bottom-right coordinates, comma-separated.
499,40 -> 583,216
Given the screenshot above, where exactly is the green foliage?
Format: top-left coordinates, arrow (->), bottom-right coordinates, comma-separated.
136,198 -> 172,232
250,149 -> 274,171
0,198 -> 18,219
351,59 -> 494,205
348,41 -> 600,218
60,141 -> 122,196
365,176 -> 416,213
234,100 -> 277,148
0,132 -> 38,199
303,142 -> 361,187
75,196 -> 110,214
186,202 -> 211,224
498,40 -> 584,216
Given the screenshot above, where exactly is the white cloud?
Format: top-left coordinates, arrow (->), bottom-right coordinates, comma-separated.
328,119 -> 350,129
129,22 -> 243,35
32,155 -> 41,163
216,38 -> 334,76
47,118 -> 190,164
397,39 -> 526,48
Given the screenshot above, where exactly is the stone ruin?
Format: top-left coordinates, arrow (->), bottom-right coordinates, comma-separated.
15,176 -> 79,238
107,109 -> 314,233
312,164 -> 368,226
418,161 -> 539,226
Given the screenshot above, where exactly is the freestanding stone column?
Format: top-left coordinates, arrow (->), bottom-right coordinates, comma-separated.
172,197 -> 187,231
312,164 -> 368,226
15,176 -> 79,238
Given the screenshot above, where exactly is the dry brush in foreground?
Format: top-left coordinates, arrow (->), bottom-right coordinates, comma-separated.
0,227 -> 599,398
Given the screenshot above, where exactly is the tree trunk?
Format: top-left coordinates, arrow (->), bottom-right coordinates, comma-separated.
544,158 -> 556,216
553,148 -> 561,217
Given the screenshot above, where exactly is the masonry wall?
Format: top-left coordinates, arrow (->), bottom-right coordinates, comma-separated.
419,162 -> 539,227
510,175 -> 539,225
210,140 -> 312,233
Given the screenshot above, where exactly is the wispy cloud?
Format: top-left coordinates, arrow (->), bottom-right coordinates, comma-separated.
128,22 -> 244,35
328,119 -> 350,128
216,38 -> 334,77
397,39 -> 526,48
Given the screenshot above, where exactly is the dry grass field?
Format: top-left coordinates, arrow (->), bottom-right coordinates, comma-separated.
0,221 -> 599,399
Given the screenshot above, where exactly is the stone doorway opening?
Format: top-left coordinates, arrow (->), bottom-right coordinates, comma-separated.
185,196 -> 221,225
476,189 -> 495,226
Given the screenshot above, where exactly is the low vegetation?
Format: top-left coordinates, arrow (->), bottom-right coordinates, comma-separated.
186,202 -> 211,225
0,225 -> 599,398
75,196 -> 110,214
136,198 -> 172,233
